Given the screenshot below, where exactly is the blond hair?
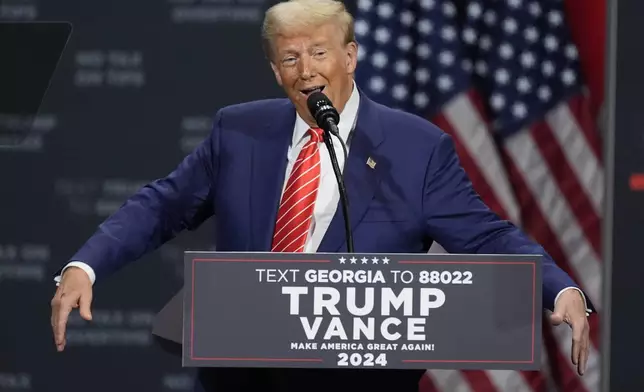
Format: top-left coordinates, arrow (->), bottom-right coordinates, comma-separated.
261,0 -> 355,60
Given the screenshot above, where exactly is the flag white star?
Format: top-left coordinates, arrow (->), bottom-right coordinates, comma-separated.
400,10 -> 414,26
392,84 -> 408,100
495,68 -> 510,85
339,257 -> 346,264
508,0 -> 522,9
377,2 -> 393,18
520,51 -> 536,68
490,93 -> 505,110
468,2 -> 482,19
512,102 -> 527,118
414,92 -> 429,108
357,0 -> 372,11
561,69 -> 576,85
416,44 -> 431,59
503,18 -> 517,34
415,68 -> 430,84
544,34 -> 559,52
528,1 -> 541,16
484,10 -> 496,26
417,19 -> 432,35
524,27 -> 539,43
516,77 -> 532,93
538,86 -> 552,102
548,11 -> 562,26
354,19 -> 370,37
397,35 -> 412,51
369,76 -> 386,93
565,44 -> 579,60
395,60 -> 410,75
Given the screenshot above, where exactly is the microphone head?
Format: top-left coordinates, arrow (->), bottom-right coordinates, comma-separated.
306,91 -> 340,129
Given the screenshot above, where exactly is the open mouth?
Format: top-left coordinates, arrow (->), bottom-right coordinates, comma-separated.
300,85 -> 325,96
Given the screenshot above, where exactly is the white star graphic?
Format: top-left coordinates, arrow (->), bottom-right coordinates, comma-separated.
339,257 -> 346,264
361,257 -> 369,264
372,257 -> 379,264
350,257 -> 357,264
382,257 -> 390,264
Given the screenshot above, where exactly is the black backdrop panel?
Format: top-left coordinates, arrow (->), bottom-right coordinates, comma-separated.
606,0 -> 644,390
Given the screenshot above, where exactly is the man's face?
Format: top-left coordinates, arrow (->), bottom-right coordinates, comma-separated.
270,22 -> 358,126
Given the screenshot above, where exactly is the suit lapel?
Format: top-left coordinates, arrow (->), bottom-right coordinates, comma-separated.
317,95 -> 384,252
250,101 -> 294,251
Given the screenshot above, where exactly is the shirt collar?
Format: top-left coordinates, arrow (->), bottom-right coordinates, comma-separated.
292,79 -> 360,148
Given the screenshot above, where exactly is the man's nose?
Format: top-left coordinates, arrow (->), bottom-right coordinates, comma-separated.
298,56 -> 316,80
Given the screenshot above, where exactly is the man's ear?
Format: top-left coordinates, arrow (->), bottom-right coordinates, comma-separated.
346,41 -> 358,74
270,62 -> 283,86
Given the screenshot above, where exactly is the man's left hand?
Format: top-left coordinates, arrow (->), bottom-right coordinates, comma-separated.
550,289 -> 590,376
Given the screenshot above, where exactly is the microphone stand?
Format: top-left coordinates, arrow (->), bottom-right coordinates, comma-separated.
321,119 -> 354,253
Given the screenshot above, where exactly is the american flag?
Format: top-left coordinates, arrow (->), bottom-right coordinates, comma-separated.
354,0 -> 602,391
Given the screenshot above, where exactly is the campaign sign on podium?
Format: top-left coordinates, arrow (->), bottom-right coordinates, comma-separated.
182,252 -> 542,370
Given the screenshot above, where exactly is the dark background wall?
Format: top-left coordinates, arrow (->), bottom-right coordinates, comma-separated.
0,0 -> 287,390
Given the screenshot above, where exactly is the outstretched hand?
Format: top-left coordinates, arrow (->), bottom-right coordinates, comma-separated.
50,267 -> 93,352
550,289 -> 589,376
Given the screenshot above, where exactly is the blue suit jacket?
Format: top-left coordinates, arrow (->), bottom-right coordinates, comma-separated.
69,93 -> 582,311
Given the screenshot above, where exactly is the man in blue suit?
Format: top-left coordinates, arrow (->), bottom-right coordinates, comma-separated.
51,0 -> 592,390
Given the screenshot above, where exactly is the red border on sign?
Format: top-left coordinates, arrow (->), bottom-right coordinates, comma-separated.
189,258 -> 537,365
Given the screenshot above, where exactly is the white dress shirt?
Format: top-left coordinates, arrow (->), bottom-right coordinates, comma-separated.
284,81 -> 359,253
53,80 -> 589,314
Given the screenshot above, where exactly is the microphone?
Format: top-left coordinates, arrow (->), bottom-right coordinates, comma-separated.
306,92 -> 354,253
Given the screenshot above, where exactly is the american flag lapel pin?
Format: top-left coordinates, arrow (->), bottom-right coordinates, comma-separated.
366,157 -> 377,169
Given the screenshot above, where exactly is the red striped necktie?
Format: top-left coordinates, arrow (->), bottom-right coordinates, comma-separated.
271,127 -> 324,252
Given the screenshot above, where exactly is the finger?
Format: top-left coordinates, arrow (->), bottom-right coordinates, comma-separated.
550,311 -> 565,326
54,292 -> 79,351
79,289 -> 93,321
579,324 -> 590,375
570,318 -> 584,366
50,289 -> 63,343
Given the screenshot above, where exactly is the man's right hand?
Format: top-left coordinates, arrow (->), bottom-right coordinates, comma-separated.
50,267 -> 93,352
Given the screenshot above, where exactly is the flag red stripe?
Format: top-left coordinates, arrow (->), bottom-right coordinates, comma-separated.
530,121 -> 601,256
460,370 -> 498,392
419,372 -> 441,392
520,369 -> 548,391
